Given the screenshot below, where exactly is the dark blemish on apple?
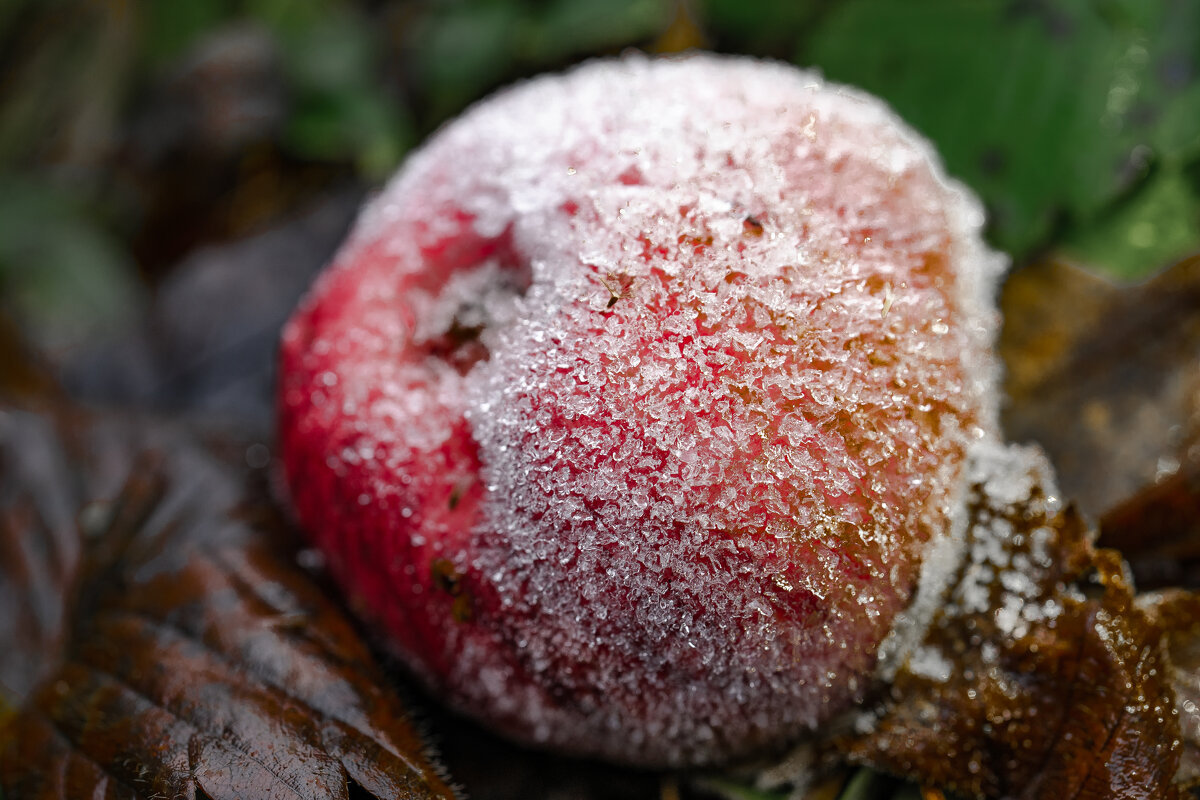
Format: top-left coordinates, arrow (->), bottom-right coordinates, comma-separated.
431,558 -> 463,595
431,558 -> 475,622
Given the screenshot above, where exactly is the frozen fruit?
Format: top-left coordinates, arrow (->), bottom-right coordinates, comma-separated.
278,54 -> 1004,766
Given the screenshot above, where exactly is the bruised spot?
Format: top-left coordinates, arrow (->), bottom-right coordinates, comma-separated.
743,215 -> 764,236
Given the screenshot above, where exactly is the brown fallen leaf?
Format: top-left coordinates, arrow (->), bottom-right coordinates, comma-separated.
1000,254 -> 1200,527
0,410 -> 80,704
0,408 -> 456,800
1138,589 -> 1200,790
1100,445 -> 1200,590
839,444 -> 1183,799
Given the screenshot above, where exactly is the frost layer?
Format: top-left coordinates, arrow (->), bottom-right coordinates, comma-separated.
279,54 -> 1005,766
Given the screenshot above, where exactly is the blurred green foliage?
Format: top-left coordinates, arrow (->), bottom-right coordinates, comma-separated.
0,174 -> 144,352
407,0 -> 675,120
0,0 -> 1198,344
808,0 -> 1200,276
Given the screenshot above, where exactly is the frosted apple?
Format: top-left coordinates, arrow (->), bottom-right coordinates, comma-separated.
278,54 -> 1003,766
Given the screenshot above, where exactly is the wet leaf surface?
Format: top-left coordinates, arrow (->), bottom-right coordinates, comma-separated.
839,447 -> 1184,799
0,408 -> 456,800
0,411 -> 80,704
1139,590 -> 1200,789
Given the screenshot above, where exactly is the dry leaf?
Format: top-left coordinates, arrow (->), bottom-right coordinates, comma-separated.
1000,254 -> 1200,526
1138,589 -> 1200,789
0,410 -> 80,704
1100,447 -> 1200,590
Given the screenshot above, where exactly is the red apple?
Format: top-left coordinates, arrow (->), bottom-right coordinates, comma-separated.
278,54 -> 1003,766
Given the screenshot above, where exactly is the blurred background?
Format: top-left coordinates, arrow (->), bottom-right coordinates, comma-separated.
1,0 -> 1198,425
1,4 -> 1199,798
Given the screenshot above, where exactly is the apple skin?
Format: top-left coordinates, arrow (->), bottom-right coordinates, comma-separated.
278,54 -> 1002,766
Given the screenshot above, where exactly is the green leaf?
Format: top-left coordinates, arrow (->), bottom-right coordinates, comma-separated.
243,0 -> 340,36
525,0 -> 674,62
1153,81 -> 1200,161
805,0 -> 1200,259
286,89 -> 412,178
0,174 -> 143,352
1061,162 -> 1200,280
409,0 -> 673,126
140,0 -> 234,69
275,8 -> 378,94
268,6 -> 413,178
410,4 -> 523,122
837,767 -> 886,800
698,0 -> 825,54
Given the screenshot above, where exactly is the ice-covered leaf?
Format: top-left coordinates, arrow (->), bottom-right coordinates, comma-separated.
1000,251 -> 1200,591
840,443 -> 1183,799
0,409 -> 456,800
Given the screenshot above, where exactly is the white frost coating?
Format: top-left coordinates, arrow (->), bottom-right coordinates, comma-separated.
873,468 -> 970,682
348,55 -> 1006,404
286,53 -> 1011,766
955,442 -> 1068,640
907,645 -> 954,683
873,440 -> 1069,683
